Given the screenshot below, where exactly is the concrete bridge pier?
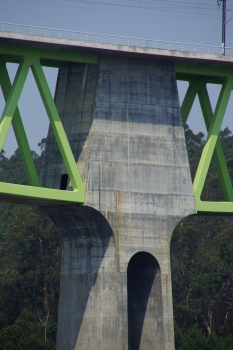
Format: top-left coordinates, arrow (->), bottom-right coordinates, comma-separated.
40,54 -> 196,349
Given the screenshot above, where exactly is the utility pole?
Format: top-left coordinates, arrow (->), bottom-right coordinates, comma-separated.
218,0 -> 226,55
222,0 -> 226,55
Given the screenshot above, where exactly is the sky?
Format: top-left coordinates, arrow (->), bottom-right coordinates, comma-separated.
1,0 -> 233,156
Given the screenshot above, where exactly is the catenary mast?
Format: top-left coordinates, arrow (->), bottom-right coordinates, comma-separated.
218,0 -> 226,55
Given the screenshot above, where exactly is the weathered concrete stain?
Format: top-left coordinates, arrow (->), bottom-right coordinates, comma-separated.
40,54 -> 196,349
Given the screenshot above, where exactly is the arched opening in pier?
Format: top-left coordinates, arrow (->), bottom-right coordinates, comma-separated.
127,251 -> 163,350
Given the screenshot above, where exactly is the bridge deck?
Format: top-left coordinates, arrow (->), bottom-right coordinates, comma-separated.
0,31 -> 233,68
1,30 -> 233,213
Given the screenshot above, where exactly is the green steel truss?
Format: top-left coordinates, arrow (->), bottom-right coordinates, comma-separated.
0,44 -> 98,205
0,42 -> 232,213
175,63 -> 233,214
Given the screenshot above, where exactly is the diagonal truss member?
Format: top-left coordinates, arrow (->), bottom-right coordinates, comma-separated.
0,44 -> 98,205
176,63 -> 233,214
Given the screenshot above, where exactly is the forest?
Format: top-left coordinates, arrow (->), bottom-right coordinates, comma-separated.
0,125 -> 233,349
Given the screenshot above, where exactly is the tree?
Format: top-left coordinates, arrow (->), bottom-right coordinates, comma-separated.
172,125 -> 233,347
0,141 -> 60,347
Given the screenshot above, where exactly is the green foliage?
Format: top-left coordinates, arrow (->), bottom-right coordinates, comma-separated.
2,126 -> 233,348
0,148 -> 41,185
175,323 -> 233,350
0,317 -> 55,350
0,148 -> 42,239
0,143 -> 60,348
172,125 -> 233,348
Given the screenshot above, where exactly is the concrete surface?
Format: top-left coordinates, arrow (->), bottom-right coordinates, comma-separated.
1,31 -> 233,68
40,54 -> 196,349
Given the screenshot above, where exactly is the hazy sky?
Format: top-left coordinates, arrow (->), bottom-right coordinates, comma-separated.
1,0 -> 233,156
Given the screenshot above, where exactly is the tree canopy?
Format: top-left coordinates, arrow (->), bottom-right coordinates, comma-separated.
0,146 -> 61,349
172,125 -> 233,348
1,126 -> 233,348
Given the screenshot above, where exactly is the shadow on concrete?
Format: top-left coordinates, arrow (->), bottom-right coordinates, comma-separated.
40,205 -> 115,350
127,251 -> 161,350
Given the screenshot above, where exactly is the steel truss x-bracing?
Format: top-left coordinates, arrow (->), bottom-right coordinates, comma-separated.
0,45 -> 233,214
0,45 -> 98,205
176,63 -> 233,214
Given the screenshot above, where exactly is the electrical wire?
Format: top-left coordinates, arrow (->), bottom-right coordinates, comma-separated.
17,0 -> 233,22
63,0 -> 233,20
64,0 -> 232,9
64,0 -> 233,12
63,0 -> 233,19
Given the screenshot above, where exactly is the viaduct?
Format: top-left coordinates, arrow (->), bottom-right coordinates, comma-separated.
0,24 -> 233,349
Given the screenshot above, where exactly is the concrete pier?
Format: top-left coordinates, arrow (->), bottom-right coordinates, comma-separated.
41,54 -> 196,349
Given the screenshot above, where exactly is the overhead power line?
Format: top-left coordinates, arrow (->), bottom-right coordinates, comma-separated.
19,0 -> 233,21
64,0 -> 233,12
66,0 -> 233,19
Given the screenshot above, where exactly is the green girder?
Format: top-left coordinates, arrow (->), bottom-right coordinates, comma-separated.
176,63 -> 233,214
0,44 -> 98,205
0,42 -> 233,213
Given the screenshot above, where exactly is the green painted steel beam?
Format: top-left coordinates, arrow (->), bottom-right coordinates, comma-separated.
176,73 -> 225,85
0,46 -> 232,211
0,182 -> 86,205
31,58 -> 85,192
0,44 -> 98,65
198,83 -> 233,202
0,58 -> 29,151
0,43 -> 95,205
0,62 -> 40,186
175,63 -> 233,78
195,199 -> 233,215
176,63 -> 233,214
180,82 -> 197,125
192,78 -> 232,197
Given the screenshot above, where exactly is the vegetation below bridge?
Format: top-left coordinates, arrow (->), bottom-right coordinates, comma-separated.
1,127 -> 233,348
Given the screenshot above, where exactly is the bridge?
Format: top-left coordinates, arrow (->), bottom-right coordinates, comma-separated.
0,23 -> 233,350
